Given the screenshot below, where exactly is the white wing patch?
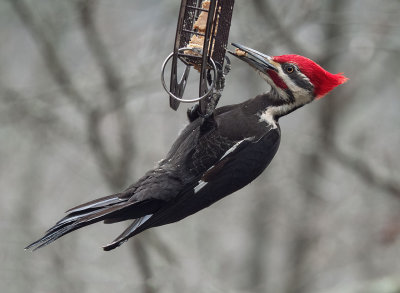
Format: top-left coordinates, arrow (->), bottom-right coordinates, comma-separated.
194,180 -> 207,193
194,137 -> 257,194
220,139 -> 244,160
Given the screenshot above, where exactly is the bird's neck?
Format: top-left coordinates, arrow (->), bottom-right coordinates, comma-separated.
253,89 -> 309,127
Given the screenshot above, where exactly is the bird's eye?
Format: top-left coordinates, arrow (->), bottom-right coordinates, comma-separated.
285,65 -> 295,74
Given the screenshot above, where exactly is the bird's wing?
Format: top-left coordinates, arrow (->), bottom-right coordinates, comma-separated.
28,124 -> 219,250
26,119 -> 206,251
102,127 -> 280,251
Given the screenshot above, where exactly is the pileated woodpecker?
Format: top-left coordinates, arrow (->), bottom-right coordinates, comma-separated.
26,43 -> 347,251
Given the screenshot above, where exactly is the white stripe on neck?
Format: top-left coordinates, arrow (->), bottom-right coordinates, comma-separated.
259,107 -> 278,129
258,100 -> 306,128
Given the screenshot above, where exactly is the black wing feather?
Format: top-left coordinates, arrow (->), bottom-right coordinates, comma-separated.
102,128 -> 280,250
27,96 -> 282,251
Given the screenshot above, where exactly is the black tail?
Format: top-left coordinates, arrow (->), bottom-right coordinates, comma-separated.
102,214 -> 153,251
25,193 -> 162,251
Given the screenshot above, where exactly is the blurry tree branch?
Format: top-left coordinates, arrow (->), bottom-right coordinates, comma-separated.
9,0 -> 89,114
253,0 -> 311,56
76,0 -> 125,111
76,0 -> 133,190
285,0 -> 348,292
247,2 -> 322,293
0,87 -> 55,126
327,143 -> 400,199
245,186 -> 274,293
75,2 -> 158,292
9,1 -> 175,292
132,236 -> 154,293
86,109 -> 117,183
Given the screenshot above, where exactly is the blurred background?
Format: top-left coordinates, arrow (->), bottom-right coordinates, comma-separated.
1,0 -> 400,292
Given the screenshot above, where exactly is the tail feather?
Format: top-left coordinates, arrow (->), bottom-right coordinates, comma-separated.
43,193 -> 127,235
66,193 -> 124,214
74,202 -> 137,225
25,204 -> 130,251
45,201 -> 134,235
26,194 -> 165,251
102,214 -> 153,251
26,221 -> 83,250
45,207 -> 109,235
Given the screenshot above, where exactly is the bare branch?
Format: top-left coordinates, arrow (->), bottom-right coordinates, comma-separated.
130,236 -> 155,293
76,0 -> 125,109
147,232 -> 177,264
86,109 -> 117,185
74,2 -> 164,287
284,1 -> 349,292
253,0 -> 310,55
76,0 -> 134,188
9,0 -> 89,113
327,143 -> 400,199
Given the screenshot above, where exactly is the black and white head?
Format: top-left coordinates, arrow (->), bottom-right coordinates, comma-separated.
229,43 -> 348,117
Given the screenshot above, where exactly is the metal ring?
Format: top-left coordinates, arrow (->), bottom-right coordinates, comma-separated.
161,48 -> 217,103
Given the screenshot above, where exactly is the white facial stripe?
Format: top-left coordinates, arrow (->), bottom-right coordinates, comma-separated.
255,63 -> 314,115
276,64 -> 313,105
259,65 -> 316,121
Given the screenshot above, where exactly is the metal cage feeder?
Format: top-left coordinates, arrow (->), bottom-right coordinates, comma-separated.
161,0 -> 235,116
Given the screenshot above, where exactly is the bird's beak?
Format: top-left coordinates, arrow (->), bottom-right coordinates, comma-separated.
228,43 -> 278,73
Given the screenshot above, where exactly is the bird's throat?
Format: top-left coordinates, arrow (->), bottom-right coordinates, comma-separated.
257,89 -> 307,127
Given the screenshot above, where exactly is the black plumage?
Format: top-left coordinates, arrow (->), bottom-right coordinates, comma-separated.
26,93 -> 281,251
26,43 -> 347,251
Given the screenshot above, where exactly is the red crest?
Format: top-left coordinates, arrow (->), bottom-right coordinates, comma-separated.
273,55 -> 348,98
